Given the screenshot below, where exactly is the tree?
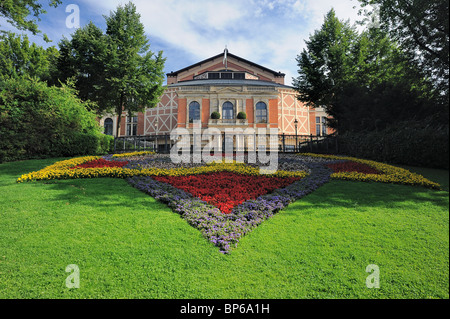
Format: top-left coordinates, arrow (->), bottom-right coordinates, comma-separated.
103,2 -> 166,136
54,2 -> 166,136
293,8 -> 437,134
0,0 -> 61,39
357,0 -> 449,100
55,22 -> 107,107
0,32 -> 59,81
293,9 -> 359,132
294,9 -> 358,107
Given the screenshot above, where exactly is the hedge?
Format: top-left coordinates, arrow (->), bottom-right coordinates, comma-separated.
0,77 -> 112,163
337,121 -> 449,169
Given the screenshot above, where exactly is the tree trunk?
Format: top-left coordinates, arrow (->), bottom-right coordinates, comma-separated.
115,93 -> 124,137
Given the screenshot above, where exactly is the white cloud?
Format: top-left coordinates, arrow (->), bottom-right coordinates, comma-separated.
107,0 -> 362,85
11,0 -> 363,86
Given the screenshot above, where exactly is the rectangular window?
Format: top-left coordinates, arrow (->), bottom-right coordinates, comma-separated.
256,109 -> 267,123
315,116 -> 327,136
322,117 -> 327,136
316,124 -> 321,136
126,116 -> 138,136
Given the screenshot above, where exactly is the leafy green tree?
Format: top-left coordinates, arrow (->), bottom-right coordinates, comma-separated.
0,0 -> 61,40
357,0 -> 449,100
55,2 -> 166,136
0,32 -> 58,81
294,9 -> 437,134
294,9 -> 358,106
103,2 -> 166,136
293,9 -> 359,132
55,22 -> 107,107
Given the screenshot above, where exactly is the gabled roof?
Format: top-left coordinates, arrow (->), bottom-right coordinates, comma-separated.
166,51 -> 285,78
168,78 -> 293,89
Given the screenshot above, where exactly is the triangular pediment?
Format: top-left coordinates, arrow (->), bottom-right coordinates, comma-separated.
167,51 -> 285,84
213,86 -> 243,93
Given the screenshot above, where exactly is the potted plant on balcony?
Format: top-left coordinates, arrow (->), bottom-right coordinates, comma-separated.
237,112 -> 247,120
211,111 -> 221,119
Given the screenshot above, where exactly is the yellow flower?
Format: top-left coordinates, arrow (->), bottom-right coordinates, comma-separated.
112,151 -> 155,158
17,156 -> 307,182
300,153 -> 441,189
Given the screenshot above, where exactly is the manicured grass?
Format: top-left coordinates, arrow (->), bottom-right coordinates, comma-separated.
0,158 -> 448,298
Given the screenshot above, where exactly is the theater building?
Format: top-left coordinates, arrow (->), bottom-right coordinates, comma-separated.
100,49 -> 331,146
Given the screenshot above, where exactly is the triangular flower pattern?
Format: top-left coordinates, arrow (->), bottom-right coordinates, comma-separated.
17,153 -> 441,253
152,172 -> 302,214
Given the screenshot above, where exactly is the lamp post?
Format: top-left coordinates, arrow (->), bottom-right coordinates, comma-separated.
154,120 -> 158,152
294,119 -> 298,152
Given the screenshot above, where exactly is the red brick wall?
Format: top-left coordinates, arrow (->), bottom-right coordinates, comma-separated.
177,98 -> 187,128
246,99 -> 254,124
202,99 -> 210,127
137,112 -> 145,136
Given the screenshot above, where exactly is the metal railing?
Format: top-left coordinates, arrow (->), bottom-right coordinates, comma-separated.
113,133 -> 339,154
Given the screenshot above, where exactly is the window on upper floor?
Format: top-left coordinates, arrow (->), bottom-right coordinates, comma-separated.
189,101 -> 201,123
222,101 -> 234,120
255,102 -> 267,123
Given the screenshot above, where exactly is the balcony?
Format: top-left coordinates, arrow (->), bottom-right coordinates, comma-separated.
208,119 -> 248,126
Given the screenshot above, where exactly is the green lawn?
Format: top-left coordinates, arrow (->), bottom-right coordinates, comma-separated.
0,158 -> 448,299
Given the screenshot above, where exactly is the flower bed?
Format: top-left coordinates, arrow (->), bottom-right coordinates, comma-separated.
17,157 -> 307,182
112,151 -> 155,158
302,153 -> 441,189
153,171 -> 302,214
16,152 -> 441,253
326,161 -> 382,175
128,160 -> 332,253
70,158 -> 129,169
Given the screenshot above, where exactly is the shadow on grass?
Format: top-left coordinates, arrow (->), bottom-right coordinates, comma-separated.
39,178 -> 169,212
0,158 -> 69,186
0,158 -> 166,213
3,157 -> 448,214
34,177 -> 449,223
290,180 -> 449,213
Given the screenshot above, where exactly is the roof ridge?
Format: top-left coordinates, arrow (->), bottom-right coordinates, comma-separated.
167,52 -> 285,78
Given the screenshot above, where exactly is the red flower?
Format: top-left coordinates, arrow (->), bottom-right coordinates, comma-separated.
326,161 -> 382,175
70,159 -> 128,169
153,172 -> 301,214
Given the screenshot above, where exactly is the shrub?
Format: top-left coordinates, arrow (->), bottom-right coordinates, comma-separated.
337,120 -> 449,169
0,77 -> 111,163
237,112 -> 247,120
211,111 -> 221,119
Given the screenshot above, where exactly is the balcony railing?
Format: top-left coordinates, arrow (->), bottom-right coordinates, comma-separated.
114,133 -> 339,154
208,119 -> 248,125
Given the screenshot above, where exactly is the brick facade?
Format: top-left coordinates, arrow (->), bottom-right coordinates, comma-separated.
100,50 -> 331,138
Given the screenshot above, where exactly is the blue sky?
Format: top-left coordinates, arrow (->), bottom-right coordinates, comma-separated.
1,0 -> 364,85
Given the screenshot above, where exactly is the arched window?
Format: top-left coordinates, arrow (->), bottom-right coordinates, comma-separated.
104,118 -> 113,135
189,101 -> 200,123
255,102 -> 267,123
222,101 -> 234,120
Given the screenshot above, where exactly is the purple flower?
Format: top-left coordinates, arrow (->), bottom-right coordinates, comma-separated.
126,157 -> 333,253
